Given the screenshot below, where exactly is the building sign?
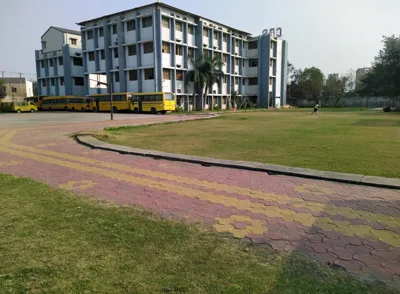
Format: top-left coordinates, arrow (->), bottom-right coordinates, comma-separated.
262,27 -> 283,38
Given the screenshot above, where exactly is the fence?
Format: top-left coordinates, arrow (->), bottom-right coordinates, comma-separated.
289,96 -> 400,109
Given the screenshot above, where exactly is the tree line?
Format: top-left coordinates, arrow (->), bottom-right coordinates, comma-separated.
288,35 -> 400,105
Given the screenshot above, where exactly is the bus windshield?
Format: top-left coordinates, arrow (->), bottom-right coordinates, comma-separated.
164,93 -> 175,101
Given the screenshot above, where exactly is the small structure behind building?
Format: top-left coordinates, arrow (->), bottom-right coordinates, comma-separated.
0,77 -> 33,102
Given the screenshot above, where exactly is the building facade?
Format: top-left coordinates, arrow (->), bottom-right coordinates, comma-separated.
77,2 -> 288,109
0,77 -> 33,102
35,26 -> 85,97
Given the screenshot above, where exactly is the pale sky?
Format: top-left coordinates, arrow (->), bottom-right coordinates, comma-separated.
1,0 -> 399,80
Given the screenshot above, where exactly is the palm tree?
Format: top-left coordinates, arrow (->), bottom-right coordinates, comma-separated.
203,55 -> 224,110
186,53 -> 224,111
185,55 -> 207,111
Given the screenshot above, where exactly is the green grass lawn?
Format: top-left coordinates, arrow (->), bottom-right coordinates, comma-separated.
0,174 -> 396,293
101,110 -> 400,178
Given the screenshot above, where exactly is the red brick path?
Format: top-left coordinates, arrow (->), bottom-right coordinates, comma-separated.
0,114 -> 399,286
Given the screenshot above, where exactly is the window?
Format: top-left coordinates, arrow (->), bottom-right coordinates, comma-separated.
60,77 -> 64,85
163,69 -> 171,80
87,30 -> 93,40
142,16 -> 152,28
70,38 -> 77,45
269,78 -> 273,85
235,40 -> 239,47
242,78 -> 246,86
248,41 -> 258,50
249,77 -> 258,85
115,72 -> 120,83
176,22 -> 183,32
42,41 -> 46,49
99,27 -> 104,37
11,87 -> 17,93
203,28 -> 208,37
162,17 -> 170,28
100,50 -> 105,60
143,42 -> 153,54
88,51 -> 95,61
249,58 -> 258,67
58,57 -> 63,66
188,25 -> 194,35
41,60 -> 44,68
114,48 -> 119,58
73,57 -> 83,66
42,79 -> 46,87
176,45 -> 183,56
213,31 -> 218,40
176,70 -> 183,81
235,59 -> 239,66
144,68 -> 154,80
112,24 -> 117,34
51,78 -> 55,86
75,77 -> 84,86
129,70 -> 138,81
128,45 -> 137,56
127,20 -> 135,31
223,34 -> 227,42
235,77 -> 239,85
49,59 -> 53,67
162,42 -> 170,53
223,75 -> 227,84
188,47 -> 195,58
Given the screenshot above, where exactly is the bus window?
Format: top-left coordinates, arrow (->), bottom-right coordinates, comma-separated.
164,93 -> 174,100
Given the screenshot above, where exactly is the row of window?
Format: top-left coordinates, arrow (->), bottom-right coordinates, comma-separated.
87,16 -> 153,40
116,68 -> 259,85
93,95 -> 128,102
41,77 -> 83,87
39,57 -> 83,68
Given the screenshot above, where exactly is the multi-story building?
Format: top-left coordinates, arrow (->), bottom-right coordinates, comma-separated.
77,2 -> 288,109
0,77 -> 33,102
35,26 -> 85,97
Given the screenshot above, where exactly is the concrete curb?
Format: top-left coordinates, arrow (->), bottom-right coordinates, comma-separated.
75,135 -> 400,190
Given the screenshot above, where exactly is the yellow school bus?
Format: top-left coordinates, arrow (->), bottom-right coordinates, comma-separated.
130,92 -> 176,114
41,96 -> 71,111
88,92 -> 132,112
24,96 -> 47,110
67,97 -> 90,112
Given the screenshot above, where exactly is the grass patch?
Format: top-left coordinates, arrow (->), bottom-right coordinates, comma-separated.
100,111 -> 400,178
0,174 -> 396,293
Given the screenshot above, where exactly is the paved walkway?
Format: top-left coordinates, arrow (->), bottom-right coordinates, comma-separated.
0,113 -> 399,286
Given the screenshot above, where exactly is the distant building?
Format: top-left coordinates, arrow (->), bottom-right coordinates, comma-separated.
0,77 -> 33,102
76,1 -> 288,109
355,67 -> 370,90
35,26 -> 85,97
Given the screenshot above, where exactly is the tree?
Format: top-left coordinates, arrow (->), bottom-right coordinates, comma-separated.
203,55 -> 224,110
323,73 -> 346,106
358,35 -> 400,97
32,81 -> 38,96
186,55 -> 208,111
185,53 -> 224,111
0,80 -> 6,99
298,67 -> 325,101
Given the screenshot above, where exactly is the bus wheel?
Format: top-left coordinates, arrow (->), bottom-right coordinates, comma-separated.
72,107 -> 75,112
151,107 -> 157,114
64,106 -> 68,111
161,111 -> 167,115
93,107 -> 97,112
49,107 -> 52,111
113,106 -> 118,113
81,107 -> 85,112
133,108 -> 139,114
17,110 -> 21,114
30,109 -> 35,113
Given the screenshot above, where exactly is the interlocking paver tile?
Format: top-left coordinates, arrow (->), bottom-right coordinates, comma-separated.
1,116 -> 399,286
